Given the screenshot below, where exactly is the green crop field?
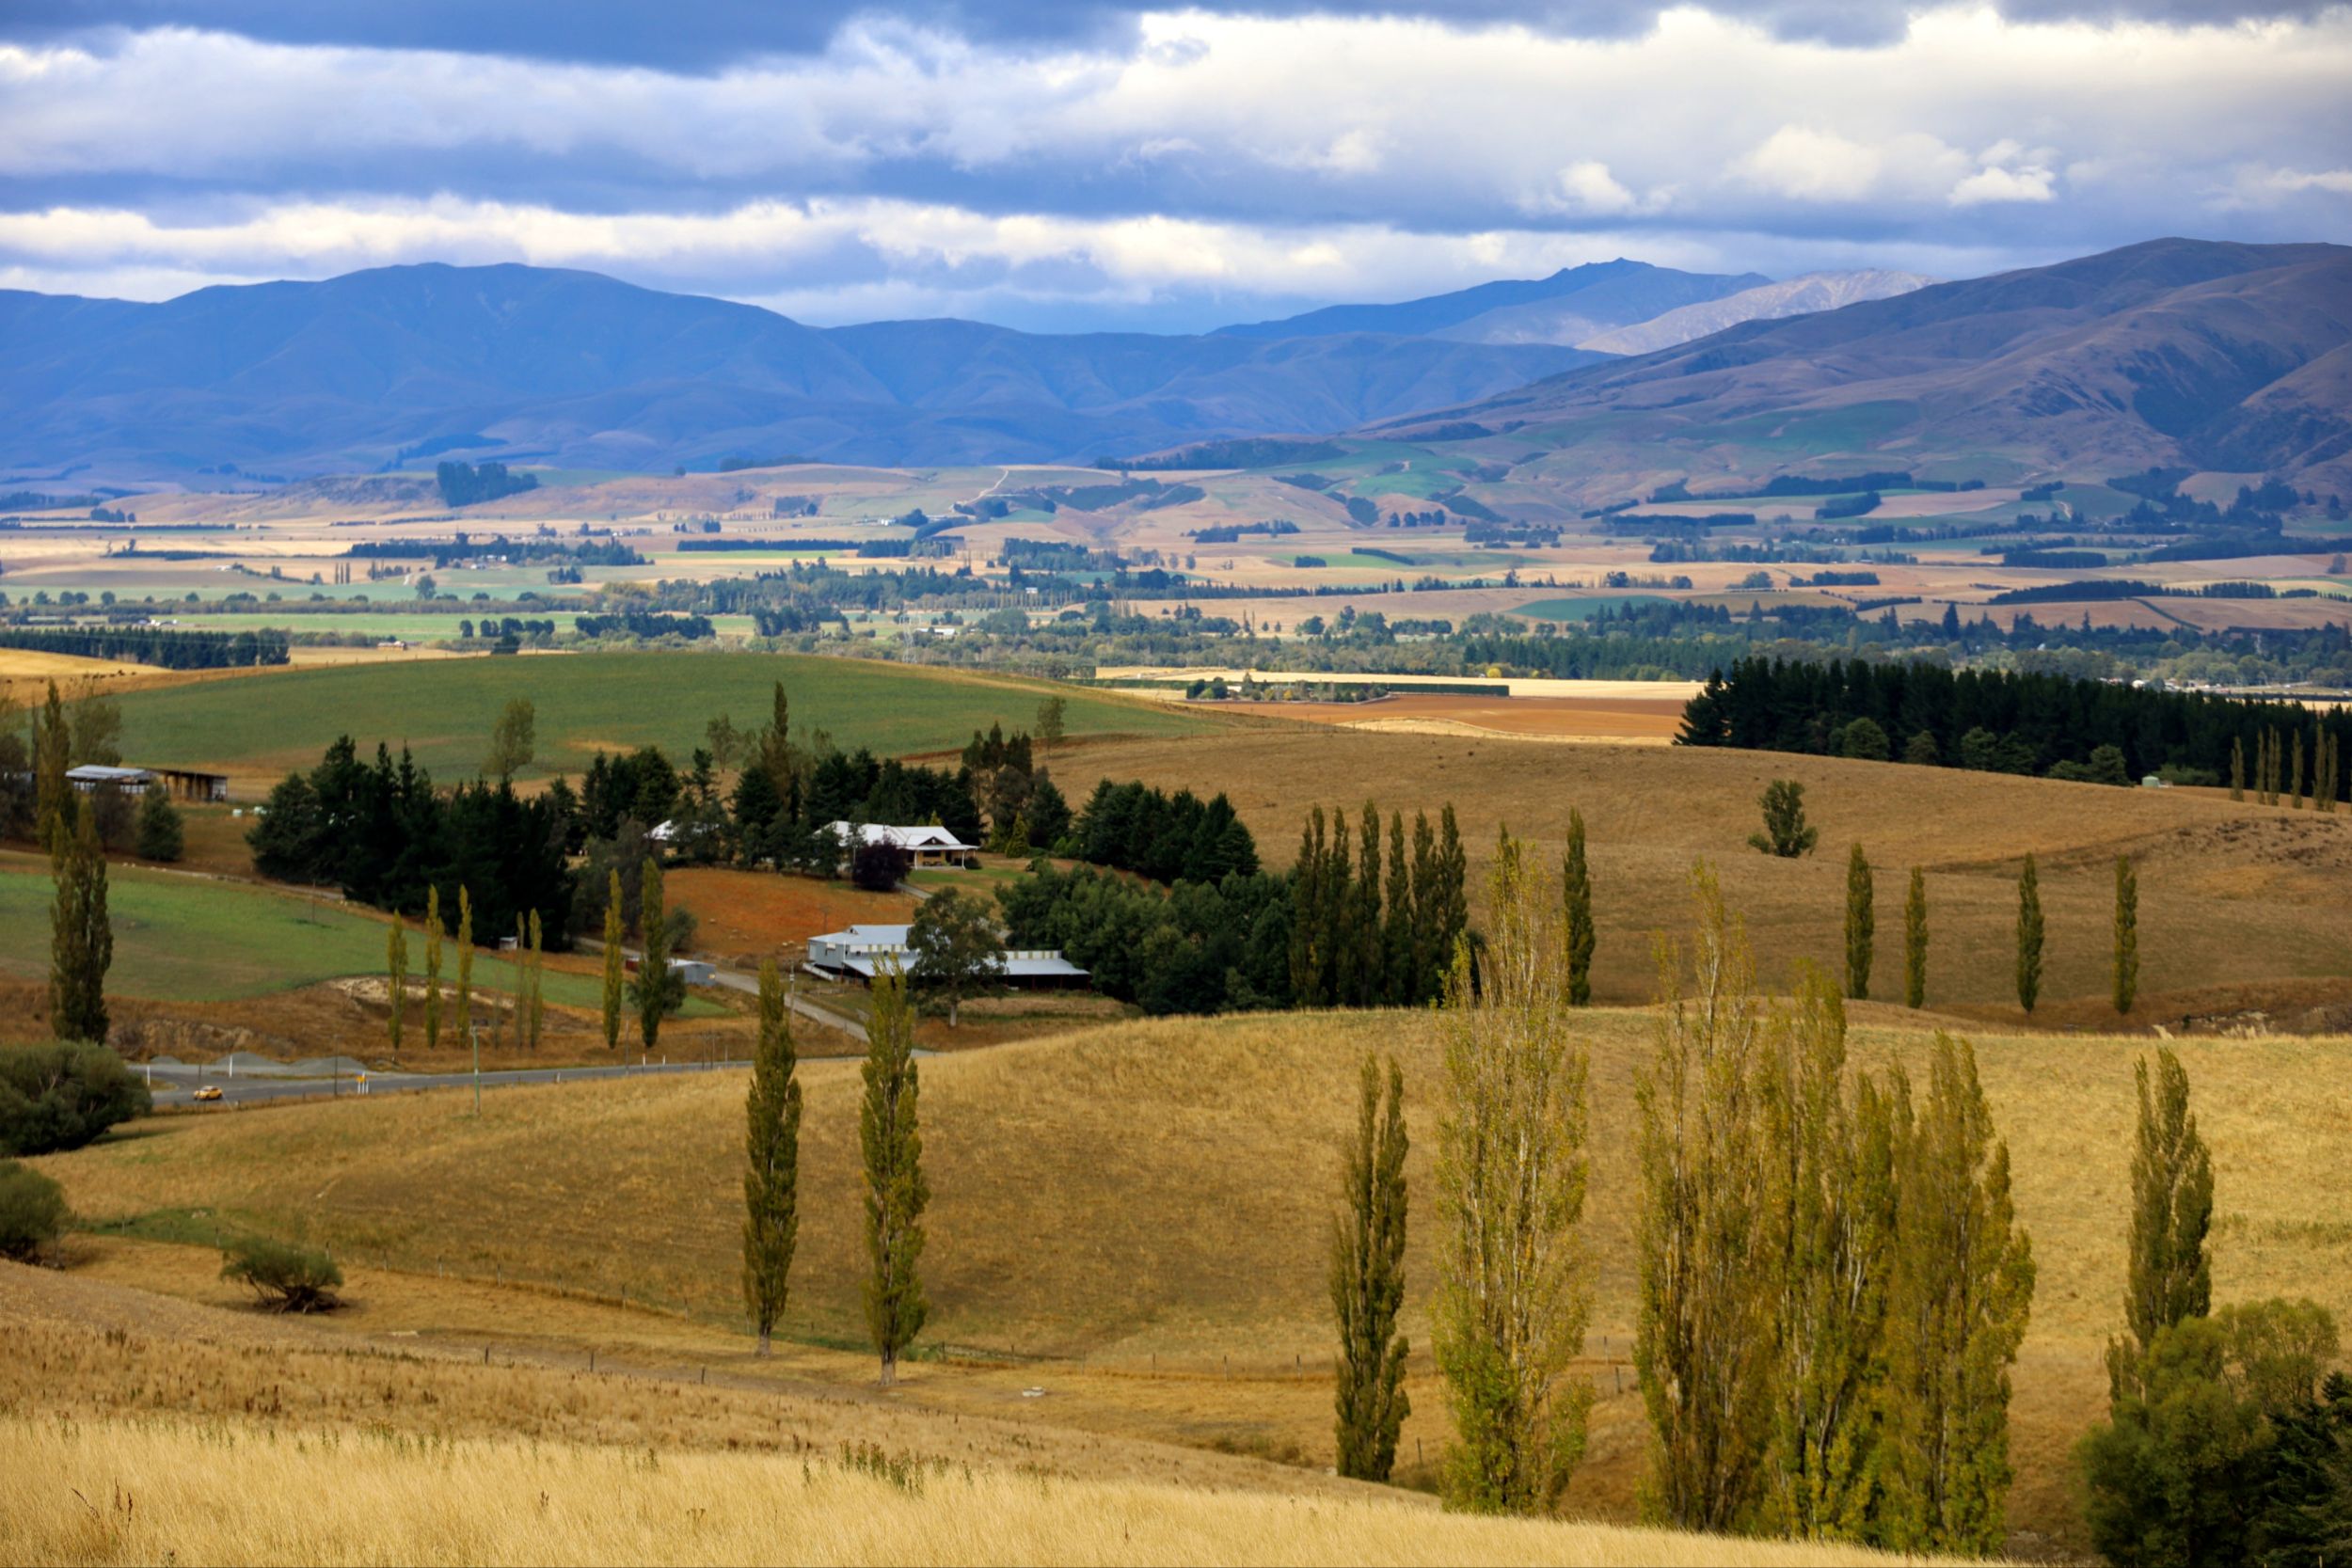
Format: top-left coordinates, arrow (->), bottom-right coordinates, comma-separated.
106,651 -> 1215,784
0,861 -> 715,1011
1516,593 -> 1668,620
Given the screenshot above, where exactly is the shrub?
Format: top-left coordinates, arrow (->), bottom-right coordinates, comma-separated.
850,840 -> 913,892
0,1160 -> 68,1260
219,1237 -> 344,1312
135,788 -> 184,862
0,1043 -> 151,1157
1746,779 -> 1819,858
1839,717 -> 1892,761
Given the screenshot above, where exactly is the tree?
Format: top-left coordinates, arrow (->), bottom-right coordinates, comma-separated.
49,795 -> 112,1043
2290,728 -> 2306,808
0,1042 -> 149,1155
527,910 -> 545,1052
1839,717 -> 1891,762
1844,845 -> 1874,1002
1747,780 -> 1818,859
850,838 -> 912,892
1635,864 -> 1778,1532
387,915 -> 407,1057
454,884 -> 474,1045
32,681 -> 71,855
2230,736 -> 2246,801
1036,694 -> 1066,756
1903,866 -> 1928,1010
860,962 -> 929,1386
485,696 -> 536,782
741,959 -> 803,1357
633,857 -> 678,1051
1434,832 -> 1591,1515
219,1237 -> 343,1313
2015,854 -> 2043,1014
1563,807 -> 1595,1007
906,889 -> 1002,1028
2122,1048 -> 2212,1359
0,1160 -> 67,1261
423,885 -> 443,1053
135,787 -> 183,862
1332,1053 -> 1410,1482
600,870 -> 625,1052
1874,1033 -> 2035,1555
2113,856 -> 2139,1015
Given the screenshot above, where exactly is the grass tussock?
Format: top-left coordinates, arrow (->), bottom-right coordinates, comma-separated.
0,1413 -> 1944,1568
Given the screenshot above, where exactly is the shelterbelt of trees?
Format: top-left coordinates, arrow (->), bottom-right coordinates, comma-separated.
0,625 -> 289,669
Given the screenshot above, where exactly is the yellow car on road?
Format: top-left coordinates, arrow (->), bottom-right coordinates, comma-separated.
192,1085 -> 224,1102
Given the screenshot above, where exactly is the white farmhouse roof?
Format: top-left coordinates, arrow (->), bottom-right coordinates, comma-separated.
804,922 -> 1088,981
825,821 -> 977,853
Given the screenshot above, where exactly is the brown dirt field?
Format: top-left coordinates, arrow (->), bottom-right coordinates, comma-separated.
1070,730 -> 2352,1012
1211,694 -> 1685,742
666,867 -> 914,968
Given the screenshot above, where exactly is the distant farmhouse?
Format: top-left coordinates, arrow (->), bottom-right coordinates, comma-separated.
804,924 -> 1089,990
66,763 -> 230,802
825,821 -> 979,870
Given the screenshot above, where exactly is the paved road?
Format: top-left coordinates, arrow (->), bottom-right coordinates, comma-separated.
142,1057 -> 749,1108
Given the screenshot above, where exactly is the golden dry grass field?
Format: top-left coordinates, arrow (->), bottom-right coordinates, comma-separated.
31,1005 -> 2351,1558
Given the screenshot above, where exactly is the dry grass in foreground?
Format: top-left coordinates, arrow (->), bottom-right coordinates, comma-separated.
0,1414 -> 1949,1568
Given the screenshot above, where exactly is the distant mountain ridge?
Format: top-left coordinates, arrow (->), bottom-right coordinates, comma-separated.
1573,270 -> 1936,355
1216,259 -> 1768,341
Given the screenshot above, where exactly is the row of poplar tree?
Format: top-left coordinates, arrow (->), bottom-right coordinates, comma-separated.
1330,844 -> 2037,1555
1287,802 -> 1470,1007
380,884 -> 549,1057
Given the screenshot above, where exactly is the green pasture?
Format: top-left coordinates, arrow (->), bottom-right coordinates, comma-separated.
108,651 -> 1212,781
1515,594 -> 1668,621
0,862 -> 717,1012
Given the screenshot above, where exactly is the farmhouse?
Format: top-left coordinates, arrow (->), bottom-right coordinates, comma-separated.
804,923 -> 1089,989
61,764 -> 230,802
825,820 -> 979,869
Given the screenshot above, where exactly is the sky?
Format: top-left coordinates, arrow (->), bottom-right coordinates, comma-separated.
3,2 -> 2348,333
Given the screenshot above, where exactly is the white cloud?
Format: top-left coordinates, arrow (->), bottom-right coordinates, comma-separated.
1737,127 -> 1885,201
1949,164 -> 2057,205
1523,161 -> 1668,217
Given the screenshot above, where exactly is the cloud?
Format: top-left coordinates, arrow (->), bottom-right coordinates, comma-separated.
1950,165 -> 2057,205
1737,127 -> 1887,202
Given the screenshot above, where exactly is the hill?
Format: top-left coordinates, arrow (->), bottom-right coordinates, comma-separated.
1385,238 -> 2352,496
1573,270 -> 1936,355
1217,259 -> 1767,342
0,263 -> 1597,479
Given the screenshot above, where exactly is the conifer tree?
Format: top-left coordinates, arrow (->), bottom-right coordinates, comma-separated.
1635,864 -> 1778,1532
2112,857 -> 2139,1016
601,869 -> 625,1052
2121,1048 -> 2211,1358
49,795 -> 112,1042
1874,1033 -> 2035,1556
527,910 -> 545,1052
1434,833 -> 1590,1514
2014,854 -> 2042,1015
1903,866 -> 1929,1010
387,915 -> 407,1056
1844,845 -> 1874,1001
2229,736 -> 2245,801
1332,1053 -> 1410,1482
860,961 -> 929,1386
1564,807 -> 1596,1007
638,856 -> 669,1053
742,958 -> 803,1357
454,884 -> 473,1044
423,885 -> 443,1053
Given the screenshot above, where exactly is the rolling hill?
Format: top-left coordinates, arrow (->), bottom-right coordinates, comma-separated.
1216,258 -> 1767,343
1573,270 -> 1935,356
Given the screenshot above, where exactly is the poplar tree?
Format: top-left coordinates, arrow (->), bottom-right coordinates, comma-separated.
1381,812 -> 1414,1005
1903,866 -> 1928,1010
1409,810 -> 1439,1001
49,796 -> 112,1042
1844,845 -> 1874,1002
1874,1033 -> 2035,1556
1332,1053 -> 1410,1482
1349,800 -> 1383,1006
2014,854 -> 2042,1015
453,884 -> 473,1045
601,869 -> 625,1052
526,910 -> 545,1052
423,885 -> 443,1053
2290,729 -> 2306,808
742,959 -> 803,1357
1433,832 -> 1591,1514
2120,1048 -> 2212,1359
1289,807 -> 1331,1006
638,856 -> 669,1053
1434,804 -> 1468,969
1564,807 -> 1595,1007
860,961 -> 929,1386
2229,736 -> 2245,801
387,915 -> 407,1056
2112,857 -> 2139,1015
1635,864 -> 1778,1532
33,681 -> 71,855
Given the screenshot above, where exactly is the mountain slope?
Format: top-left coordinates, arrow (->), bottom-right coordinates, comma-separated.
0,264 -> 1602,478
1384,238 -> 2352,489
1215,259 -> 1766,341
1574,270 -> 1936,355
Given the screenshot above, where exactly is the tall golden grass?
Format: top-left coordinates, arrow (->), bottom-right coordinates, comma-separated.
0,1413 -> 1954,1567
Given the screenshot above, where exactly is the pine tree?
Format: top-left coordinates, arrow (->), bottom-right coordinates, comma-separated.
2014,854 -> 2042,1015
2229,736 -> 2246,801
423,885 -> 443,1053
48,795 -> 112,1042
638,856 -> 669,1053
1635,864 -> 1778,1532
2121,1048 -> 2212,1359
1844,845 -> 1874,1002
860,961 -> 929,1386
1903,866 -> 1929,1010
387,915 -> 407,1057
527,910 -> 545,1052
1435,832 -> 1590,1514
1873,1033 -> 2035,1556
1564,806 -> 1596,1007
2112,857 -> 2139,1016
742,958 -> 803,1357
601,869 -> 625,1052
453,884 -> 473,1045
1332,1053 -> 1410,1482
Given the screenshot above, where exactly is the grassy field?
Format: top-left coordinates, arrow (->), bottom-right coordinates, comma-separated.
103,652 -> 1215,788
33,1004 -> 2349,1554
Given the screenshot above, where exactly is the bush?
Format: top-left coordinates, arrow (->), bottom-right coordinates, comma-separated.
850,840 -> 913,892
0,1043 -> 151,1157
0,1160 -> 68,1260
1839,717 -> 1892,761
135,788 -> 184,862
1746,779 -> 1819,858
219,1237 -> 343,1312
